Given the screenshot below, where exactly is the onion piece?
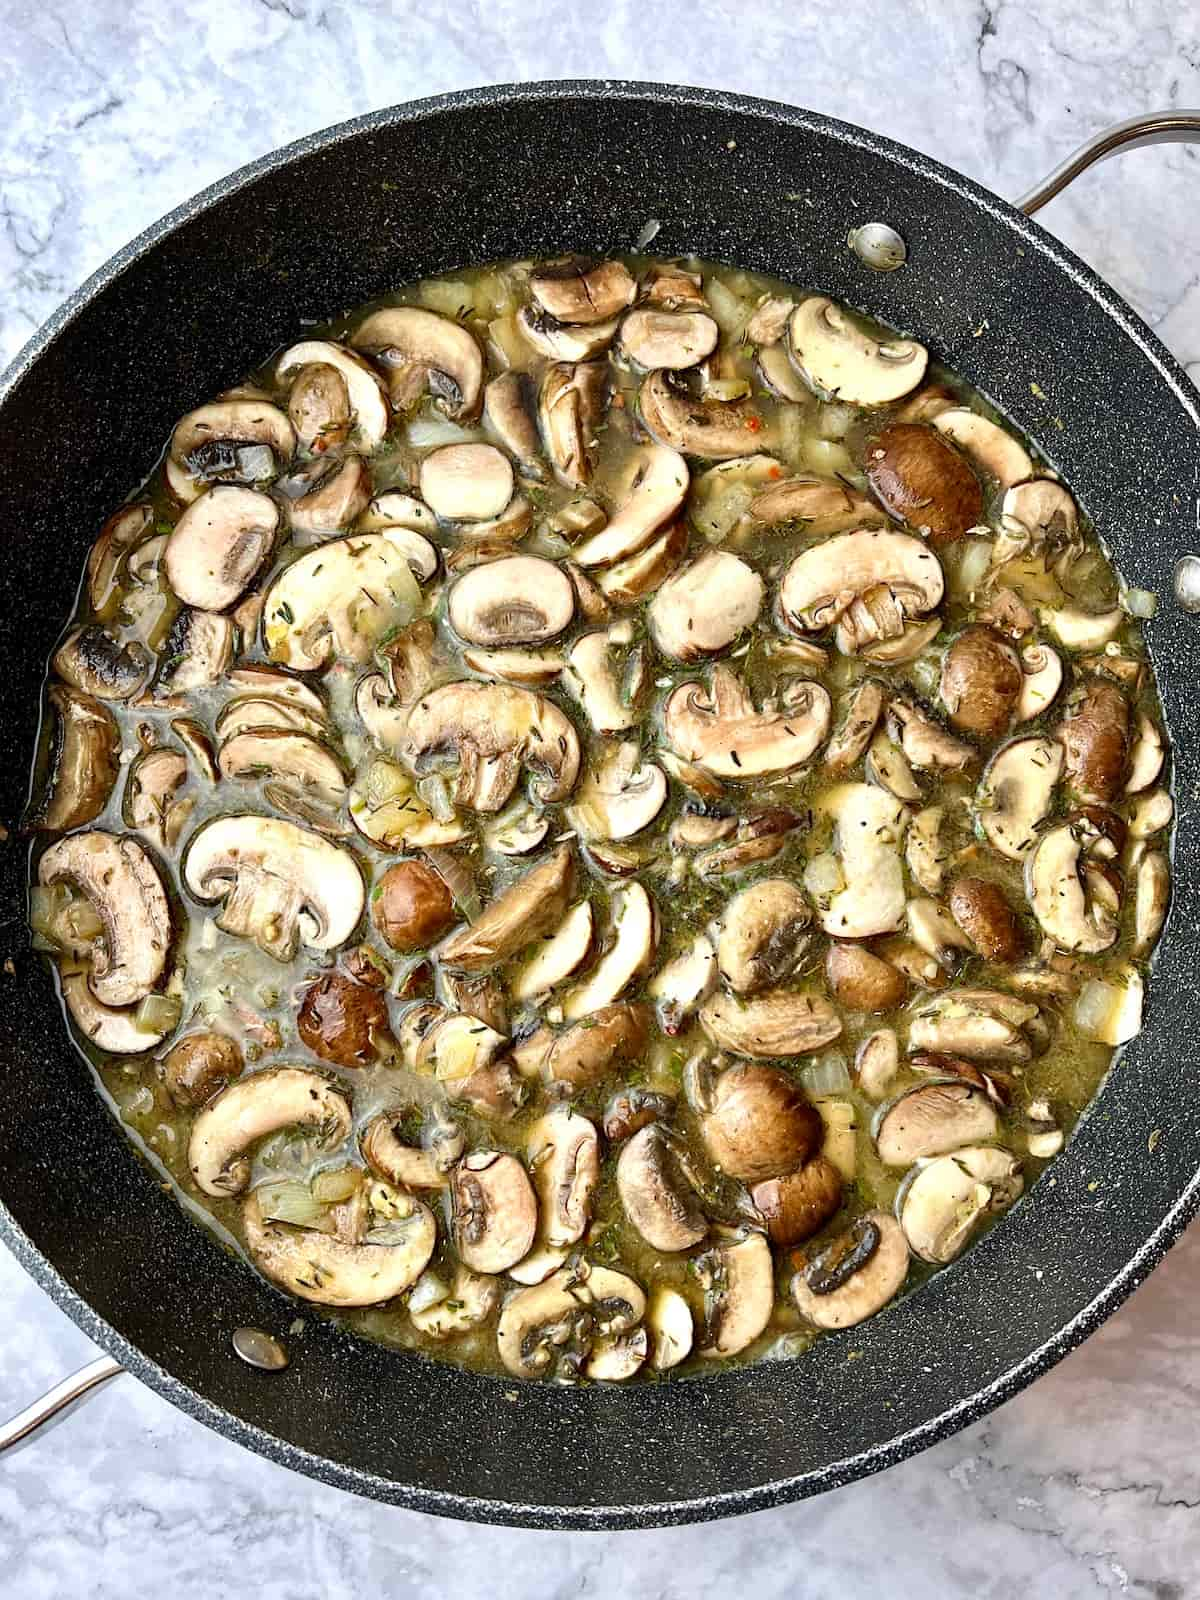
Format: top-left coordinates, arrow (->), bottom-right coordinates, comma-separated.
801,1052 -> 852,1097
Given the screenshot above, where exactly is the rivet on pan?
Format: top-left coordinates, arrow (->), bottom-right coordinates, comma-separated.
848,223 -> 908,272
1173,555 -> 1200,613
232,1327 -> 290,1371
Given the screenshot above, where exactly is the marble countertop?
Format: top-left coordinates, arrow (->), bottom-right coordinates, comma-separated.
2,1 -> 1200,1594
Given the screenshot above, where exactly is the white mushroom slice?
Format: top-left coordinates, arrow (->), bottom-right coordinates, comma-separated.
792,1211 -> 910,1329
188,1067 -> 350,1196
1016,643 -> 1063,722
451,1151 -> 538,1274
699,989 -> 842,1058
404,682 -> 580,810
855,1028 -> 899,1101
1126,787 -> 1173,838
647,550 -> 763,661
39,683 -> 119,832
217,696 -> 328,743
496,1269 -> 589,1377
649,934 -> 718,1023
38,832 -> 170,1008
563,882 -> 657,1020
933,409 -> 1033,487
531,259 -> 636,325
573,444 -> 689,568
866,730 -> 922,802
619,309 -> 719,370
905,805 -> 948,895
663,664 -> 831,779
512,901 -> 594,1001
60,971 -> 170,1054
87,502 -> 154,612
859,617 -> 942,665
908,988 -> 1041,1061
361,1114 -> 454,1190
976,736 -> 1063,859
1044,604 -> 1124,652
243,1183 -> 435,1308
564,630 -> 639,733
617,1124 -> 707,1252
277,340 -> 389,450
806,783 -> 909,938
415,1014 -> 507,1084
750,474 -> 886,535
640,369 -> 777,459
568,741 -> 667,841
410,1268 -> 499,1337
351,306 -> 484,420
907,898 -> 973,969
597,519 -> 689,603
164,485 -> 279,612
1002,479 -> 1079,545
483,371 -> 544,478
286,454 -> 372,535
887,699 -> 975,774
217,728 -> 347,800
464,646 -> 564,686
447,554 -> 574,646
824,679 -> 886,774
788,297 -> 927,406
439,845 -> 574,970
167,399 -> 295,503
1125,711 -> 1165,794
539,361 -> 606,488
528,1108 -> 599,1248
779,529 -> 944,643
756,343 -> 809,403
420,443 -> 515,522
123,747 -> 189,851
517,306 -> 619,362
507,1244 -> 570,1285
1075,965 -> 1145,1046
697,1231 -> 774,1357
647,1286 -> 694,1370
263,532 -> 422,670
355,497 -> 440,580
1133,851 -> 1169,954
585,1326 -> 650,1382
898,1147 -> 1024,1264
1026,822 -> 1119,954
875,1078 -> 1000,1165
227,666 -> 328,717
182,815 -> 364,961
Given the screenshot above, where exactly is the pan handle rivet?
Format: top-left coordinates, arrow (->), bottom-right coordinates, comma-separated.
848,222 -> 907,272
1172,555 -> 1200,613
232,1327 -> 290,1371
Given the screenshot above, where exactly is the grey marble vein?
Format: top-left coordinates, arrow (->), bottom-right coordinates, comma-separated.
1,0 -> 1199,1594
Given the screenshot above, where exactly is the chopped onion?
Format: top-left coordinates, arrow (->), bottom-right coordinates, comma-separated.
256,1179 -> 329,1231
408,1269 -> 450,1313
134,993 -> 182,1034
801,1052 -> 852,1097
814,1096 -> 857,1179
417,774 -> 457,825
1121,586 -> 1158,619
405,413 -> 482,450
311,1166 -> 363,1204
422,846 -> 480,922
705,278 -> 746,335
952,536 -> 994,600
1074,969 -> 1144,1045
803,851 -> 844,900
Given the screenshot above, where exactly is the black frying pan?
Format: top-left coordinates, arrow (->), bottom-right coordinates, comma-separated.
1,82 -> 1199,1530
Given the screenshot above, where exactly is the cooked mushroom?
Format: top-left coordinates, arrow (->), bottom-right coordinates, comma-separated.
361,1110 -> 461,1190
824,679 -> 886,773
887,698 -> 975,773
188,1066 -> 350,1196
1125,710 -> 1165,794
663,664 -> 831,779
596,518 -> 689,604
1001,478 -> 1079,551
518,304 -> 620,362
167,397 -> 295,502
264,532 -> 423,671
905,805 -> 949,895
700,1065 -> 822,1181
791,1211 -> 909,1329
933,409 -> 1033,488
646,1287 -> 695,1371
124,747 -> 190,849
1045,604 -> 1124,652
616,1123 -> 707,1252
160,1030 -> 244,1108
182,814 -> 365,962
53,625 -> 151,702
779,529 -> 944,653
543,1002 -> 650,1088
874,1080 -> 999,1166
568,741 -> 667,841
528,1108 -> 600,1248
750,474 -> 886,535
647,549 -> 763,661
1026,821 -> 1119,954
368,858 -> 454,952
404,681 -> 581,812
351,305 -> 484,419
865,729 -> 922,802
939,626 -> 1022,740
483,372 -> 544,478
647,934 -> 718,1031
788,297 -> 927,406
562,883 -> 657,1019
57,971 -> 168,1053
825,942 -> 907,1012
451,1151 -> 538,1274
284,453 -> 373,534
421,443 -> 515,523
87,503 -> 154,613
619,309 -> 719,370
854,1028 -> 900,1100
640,368 -> 775,459
439,845 -> 574,969
805,782 -> 909,938
217,728 -> 347,800
1133,850 -> 1169,955
899,1146 -> 1023,1264
530,259 -> 636,325
447,554 -> 574,646
297,970 -> 392,1067
539,360 -> 607,487
38,832 -> 170,1007
697,1230 -> 774,1358
572,444 -> 689,568
865,424 -> 983,546
277,339 -> 390,450
1058,677 -> 1130,803
976,736 -> 1064,859
717,879 -> 813,995
948,875 -> 1025,962
1126,787 -> 1173,838
410,1267 -> 500,1337
1016,642 -> 1064,722
563,629 -> 640,733
908,987 -> 1043,1062
751,1155 -> 843,1246
37,685 -> 120,832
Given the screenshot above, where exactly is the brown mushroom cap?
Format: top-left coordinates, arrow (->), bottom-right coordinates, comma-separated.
287,361 -> 351,450
372,860 -> 455,951
702,1064 -> 822,1181
617,1124 -> 708,1251
940,626 -> 1023,740
547,1002 -> 650,1088
53,625 -> 151,702
297,971 -> 392,1067
864,424 -> 983,546
825,942 -> 907,1012
752,1155 -> 843,1246
1058,677 -> 1131,803
531,259 -> 636,326
948,876 -> 1026,963
160,1032 -> 244,1108
39,685 -> 120,832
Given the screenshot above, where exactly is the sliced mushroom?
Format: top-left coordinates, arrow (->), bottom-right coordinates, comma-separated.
939,626 -> 1022,740
854,1028 -> 900,1100
352,306 -> 483,419
779,529 -> 944,651
483,371 -> 544,477
188,1066 -> 350,1196
182,815 -> 364,962
906,805 -> 949,894
825,942 -> 907,1013
791,1211 -> 910,1329
124,747 -> 190,850
568,741 -> 667,841
361,1111 -> 460,1190
1126,787 -> 1173,838
1125,711 -> 1165,794
648,934 -> 718,1029
451,1151 -> 538,1274
495,1268 -> 590,1377
277,339 -> 390,450
404,681 -> 580,811
447,554 -> 573,647
530,259 -> 636,325
640,368 -> 775,459
410,1267 -> 499,1337
616,1124 -> 707,1252
899,1146 -> 1023,1265
263,532 -> 423,670
1016,642 -> 1064,722
701,1063 -> 823,1178
435,844 -> 573,971
824,679 -> 886,773
562,629 -> 639,733
53,625 -> 151,702
37,685 -> 119,832
517,305 -> 620,362
887,698 -> 975,773
1026,822 -> 1119,954
218,728 -> 347,800
539,360 -> 607,488
865,424 -> 982,547
908,987 -> 1043,1062
1044,604 -> 1124,652
717,879 -> 813,995
562,883 -> 657,1019
948,876 -> 1025,963
906,897 -> 973,971
1058,677 -> 1130,803
243,1182 -> 435,1308
647,1287 -> 694,1371
545,1002 -> 650,1088
751,1155 -> 843,1247
647,550 -> 763,661
511,901 -> 594,1001
87,503 -> 154,613
805,783 -> 909,938
866,729 -> 922,802
572,443 -> 689,568
1133,850 -> 1169,955
60,971 -> 170,1054
697,1230 -> 774,1358
420,443 -> 515,523
167,398 -> 295,502
528,1108 -> 599,1248
619,309 -> 719,370
38,832 -> 170,1007
596,518 -> 688,603
750,474 -> 886,535
663,664 -> 831,779
700,990 -> 841,1063
788,297 -> 927,406
874,1081 -> 998,1166
151,609 -> 235,697
933,409 -> 1033,488
285,454 -> 373,535
1001,478 -> 1079,549
976,736 -> 1064,859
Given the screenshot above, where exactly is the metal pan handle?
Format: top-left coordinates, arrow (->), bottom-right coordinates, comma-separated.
1018,110 -> 1200,215
0,1356 -> 123,1455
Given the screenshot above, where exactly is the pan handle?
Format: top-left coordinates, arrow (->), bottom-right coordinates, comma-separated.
1017,110 -> 1200,215
0,1355 -> 124,1455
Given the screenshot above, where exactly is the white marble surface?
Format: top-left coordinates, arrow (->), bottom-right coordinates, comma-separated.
2,0 -> 1200,1593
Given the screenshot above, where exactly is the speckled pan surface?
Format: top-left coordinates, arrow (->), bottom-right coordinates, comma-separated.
1,81 -> 1198,1530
